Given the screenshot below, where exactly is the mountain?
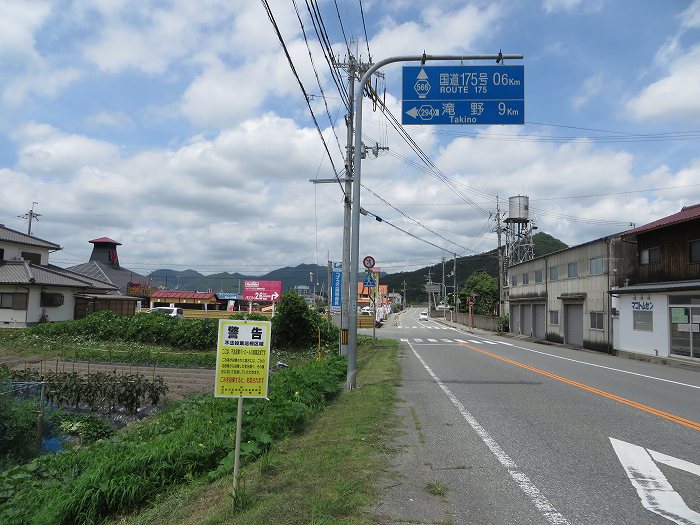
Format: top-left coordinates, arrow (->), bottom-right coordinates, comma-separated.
148,233 -> 568,302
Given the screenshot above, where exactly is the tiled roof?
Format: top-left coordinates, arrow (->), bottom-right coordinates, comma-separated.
623,203 -> 700,236
66,261 -> 153,295
0,261 -> 115,289
89,237 -> 121,245
0,224 -> 61,250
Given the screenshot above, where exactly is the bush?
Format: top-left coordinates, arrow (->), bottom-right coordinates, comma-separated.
0,369 -> 40,466
0,355 -> 347,525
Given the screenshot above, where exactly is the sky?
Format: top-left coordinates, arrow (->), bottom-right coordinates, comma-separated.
1,0 -> 700,277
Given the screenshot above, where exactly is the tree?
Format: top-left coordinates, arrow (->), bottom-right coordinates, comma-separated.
459,271 -> 498,316
271,291 -> 338,350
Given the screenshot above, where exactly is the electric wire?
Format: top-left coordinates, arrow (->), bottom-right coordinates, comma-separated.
333,0 -> 352,58
358,0 -> 372,62
305,0 -> 350,110
292,0 -> 345,159
261,0 -> 341,178
360,183 -> 478,253
359,207 -> 470,257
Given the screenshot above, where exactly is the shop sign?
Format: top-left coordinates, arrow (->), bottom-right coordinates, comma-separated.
631,300 -> 653,311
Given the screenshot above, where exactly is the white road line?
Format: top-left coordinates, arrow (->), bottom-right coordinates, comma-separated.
400,338 -> 409,342
414,338 -> 423,343
610,438 -> 700,524
501,342 -> 700,391
455,339 -> 467,343
428,338 -> 438,342
441,339 -> 452,343
407,341 -> 570,525
469,340 -> 482,344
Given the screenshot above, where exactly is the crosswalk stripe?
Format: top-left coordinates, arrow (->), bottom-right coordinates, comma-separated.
428,338 -> 438,342
469,340 -> 481,344
441,339 -> 452,342
484,341 -> 498,345
415,338 -> 423,343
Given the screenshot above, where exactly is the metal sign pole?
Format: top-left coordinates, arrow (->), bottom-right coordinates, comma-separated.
232,396 -> 244,503
346,53 -> 523,389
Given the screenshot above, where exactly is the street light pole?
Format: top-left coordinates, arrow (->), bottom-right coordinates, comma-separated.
345,53 -> 524,390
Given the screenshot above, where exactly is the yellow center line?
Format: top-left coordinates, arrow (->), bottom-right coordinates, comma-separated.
459,342 -> 700,432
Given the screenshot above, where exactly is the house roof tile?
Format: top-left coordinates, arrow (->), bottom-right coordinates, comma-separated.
0,224 -> 61,250
622,203 -> 700,236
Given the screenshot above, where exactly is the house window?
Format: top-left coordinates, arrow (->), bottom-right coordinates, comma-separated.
549,310 -> 559,325
534,269 -> 543,283
633,310 -> 653,331
590,257 -> 604,276
0,248 -> 4,261
590,311 -> 604,330
567,261 -> 579,278
21,251 -> 42,265
690,240 -> 700,263
640,247 -> 660,265
522,272 -> 529,285
0,293 -> 28,310
549,266 -> 559,281
41,292 -> 65,307
510,274 -> 517,287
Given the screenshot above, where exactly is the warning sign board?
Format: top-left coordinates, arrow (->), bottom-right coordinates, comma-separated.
214,320 -> 272,398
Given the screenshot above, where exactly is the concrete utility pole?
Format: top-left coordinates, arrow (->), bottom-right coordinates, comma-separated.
345,53 -> 524,390
495,196 -> 504,317
19,202 -> 41,236
453,253 -> 458,314
402,280 -> 407,309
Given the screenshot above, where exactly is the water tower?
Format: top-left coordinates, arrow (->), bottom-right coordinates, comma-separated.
504,195 -> 535,270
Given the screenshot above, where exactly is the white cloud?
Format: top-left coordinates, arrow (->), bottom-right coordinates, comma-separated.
542,0 -> 602,14
3,65 -> 81,106
0,1 -> 52,63
84,110 -> 134,129
625,43 -> 700,122
371,4 -> 501,57
572,73 -> 603,110
680,0 -> 700,29
13,123 -> 119,177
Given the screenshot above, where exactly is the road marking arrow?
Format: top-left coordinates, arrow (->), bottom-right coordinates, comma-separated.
610,437 -> 700,524
406,107 -> 419,118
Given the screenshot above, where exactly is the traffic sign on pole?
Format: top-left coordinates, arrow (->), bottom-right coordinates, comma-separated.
402,65 -> 524,125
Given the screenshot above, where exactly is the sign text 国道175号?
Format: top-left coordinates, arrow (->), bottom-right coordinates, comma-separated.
215,320 -> 271,398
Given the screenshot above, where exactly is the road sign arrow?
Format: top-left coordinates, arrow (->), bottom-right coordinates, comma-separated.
270,292 -> 279,301
406,107 -> 419,118
417,68 -> 428,80
610,437 -> 700,524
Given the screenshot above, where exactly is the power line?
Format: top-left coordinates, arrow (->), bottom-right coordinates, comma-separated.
291,0 -> 345,159
358,0 -> 372,62
262,0 -> 341,178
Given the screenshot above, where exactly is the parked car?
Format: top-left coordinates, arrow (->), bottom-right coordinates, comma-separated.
148,307 -> 184,318
361,306 -> 374,315
419,311 -> 429,321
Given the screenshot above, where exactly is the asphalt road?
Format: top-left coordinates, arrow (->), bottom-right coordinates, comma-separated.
370,307 -> 700,525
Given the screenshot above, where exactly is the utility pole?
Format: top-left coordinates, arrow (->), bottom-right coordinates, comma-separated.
495,196 -> 504,317
402,280 -> 407,310
453,253 -> 458,314
441,254 -> 446,318
19,202 -> 41,236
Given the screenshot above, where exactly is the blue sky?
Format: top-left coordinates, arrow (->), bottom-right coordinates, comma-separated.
1,0 -> 699,276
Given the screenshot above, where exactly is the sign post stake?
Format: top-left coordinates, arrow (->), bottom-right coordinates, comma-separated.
232,396 -> 244,503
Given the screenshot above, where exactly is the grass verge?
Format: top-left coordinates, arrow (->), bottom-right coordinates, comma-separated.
109,339 -> 399,525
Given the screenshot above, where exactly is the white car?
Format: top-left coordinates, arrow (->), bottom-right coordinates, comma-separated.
148,307 -> 184,318
419,311 -> 429,321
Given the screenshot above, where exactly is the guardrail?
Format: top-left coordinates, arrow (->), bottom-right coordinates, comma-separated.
182,310 -> 273,320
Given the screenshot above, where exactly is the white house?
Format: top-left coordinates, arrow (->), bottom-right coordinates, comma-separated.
0,225 -> 118,327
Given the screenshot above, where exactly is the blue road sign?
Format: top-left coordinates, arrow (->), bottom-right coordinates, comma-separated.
363,274 -> 376,288
402,65 -> 524,125
331,262 -> 342,308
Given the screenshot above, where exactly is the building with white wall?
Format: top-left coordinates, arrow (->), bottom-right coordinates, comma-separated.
0,225 -> 119,327
506,235 -> 633,351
